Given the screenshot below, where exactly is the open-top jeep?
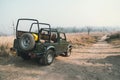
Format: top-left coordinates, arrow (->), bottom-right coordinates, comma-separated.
13,18 -> 72,65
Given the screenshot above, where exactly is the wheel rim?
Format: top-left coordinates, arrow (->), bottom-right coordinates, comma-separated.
67,48 -> 71,56
47,54 -> 53,63
22,37 -> 30,49
67,51 -> 71,56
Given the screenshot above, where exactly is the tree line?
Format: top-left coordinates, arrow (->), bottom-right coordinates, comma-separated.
55,26 -> 120,35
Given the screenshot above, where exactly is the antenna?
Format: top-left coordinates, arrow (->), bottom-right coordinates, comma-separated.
12,21 -> 15,36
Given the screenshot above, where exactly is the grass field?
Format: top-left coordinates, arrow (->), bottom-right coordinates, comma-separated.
66,33 -> 97,46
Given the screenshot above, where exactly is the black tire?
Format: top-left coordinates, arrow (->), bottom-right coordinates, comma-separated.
19,33 -> 35,51
39,50 -> 55,65
20,53 -> 30,60
64,47 -> 72,57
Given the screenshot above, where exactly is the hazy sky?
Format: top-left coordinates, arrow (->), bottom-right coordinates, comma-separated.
0,0 -> 120,34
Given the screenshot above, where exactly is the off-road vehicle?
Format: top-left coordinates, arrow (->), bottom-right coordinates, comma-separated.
13,18 -> 72,65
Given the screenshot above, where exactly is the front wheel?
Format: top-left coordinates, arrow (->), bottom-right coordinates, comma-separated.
39,50 -> 55,65
64,47 -> 72,57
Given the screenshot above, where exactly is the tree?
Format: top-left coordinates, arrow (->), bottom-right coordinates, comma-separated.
12,21 -> 15,36
86,26 -> 92,35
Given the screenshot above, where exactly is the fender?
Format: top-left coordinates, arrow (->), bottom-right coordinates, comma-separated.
68,44 -> 72,48
47,46 -> 55,51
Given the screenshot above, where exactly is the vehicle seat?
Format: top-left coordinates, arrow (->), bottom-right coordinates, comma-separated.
51,34 -> 57,42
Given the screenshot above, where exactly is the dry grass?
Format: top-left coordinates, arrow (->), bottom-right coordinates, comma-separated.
66,33 -> 97,46
108,39 -> 120,46
0,36 -> 14,57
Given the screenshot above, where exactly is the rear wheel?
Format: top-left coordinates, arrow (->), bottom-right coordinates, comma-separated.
39,50 -> 55,65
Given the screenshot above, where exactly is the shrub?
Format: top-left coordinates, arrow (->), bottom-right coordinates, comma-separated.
0,36 -> 14,57
0,44 -> 9,57
109,32 -> 120,39
106,32 -> 120,45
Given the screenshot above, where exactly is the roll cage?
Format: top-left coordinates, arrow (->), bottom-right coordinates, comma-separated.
16,18 -> 51,41
16,18 -> 39,38
16,18 -> 66,43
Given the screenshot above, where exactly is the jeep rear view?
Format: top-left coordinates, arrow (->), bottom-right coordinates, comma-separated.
13,18 -> 72,65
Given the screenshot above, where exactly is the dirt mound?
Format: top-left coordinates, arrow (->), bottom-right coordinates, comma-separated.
106,32 -> 120,46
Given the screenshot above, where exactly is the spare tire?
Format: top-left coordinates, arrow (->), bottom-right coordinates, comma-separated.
19,33 -> 35,51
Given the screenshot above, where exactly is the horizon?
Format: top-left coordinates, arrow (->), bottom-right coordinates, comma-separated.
0,25 -> 120,35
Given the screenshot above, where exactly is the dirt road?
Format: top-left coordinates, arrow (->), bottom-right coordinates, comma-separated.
0,40 -> 120,80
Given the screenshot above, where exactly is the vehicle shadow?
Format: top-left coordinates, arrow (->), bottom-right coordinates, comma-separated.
105,55 -> 120,66
1,53 -> 120,68
0,56 -> 39,67
85,54 -> 120,66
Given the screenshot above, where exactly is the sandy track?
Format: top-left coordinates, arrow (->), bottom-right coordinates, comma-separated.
0,41 -> 120,80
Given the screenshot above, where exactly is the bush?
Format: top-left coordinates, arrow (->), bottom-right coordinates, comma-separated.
106,32 -> 120,45
109,32 -> 120,39
0,44 -> 9,57
0,36 -> 14,57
